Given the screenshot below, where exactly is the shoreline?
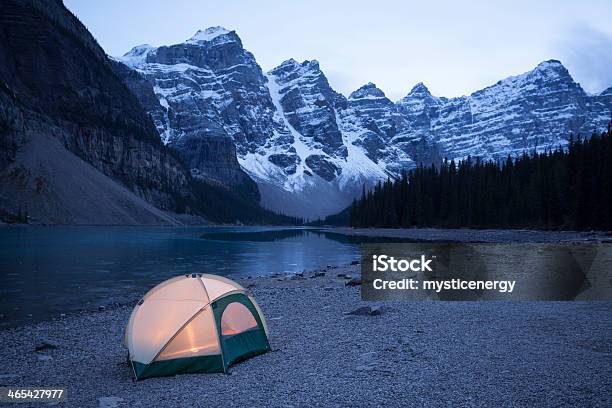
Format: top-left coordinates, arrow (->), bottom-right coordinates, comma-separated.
324,227 -> 612,242
3,225 -> 612,331
3,223 -> 611,240
1,263 -> 610,407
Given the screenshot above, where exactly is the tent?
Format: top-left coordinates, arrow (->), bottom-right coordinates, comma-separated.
125,273 -> 270,380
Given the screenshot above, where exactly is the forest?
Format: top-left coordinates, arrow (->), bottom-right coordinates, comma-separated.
348,125 -> 612,230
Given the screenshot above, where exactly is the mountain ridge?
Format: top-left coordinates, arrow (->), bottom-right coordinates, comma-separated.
115,27 -> 612,219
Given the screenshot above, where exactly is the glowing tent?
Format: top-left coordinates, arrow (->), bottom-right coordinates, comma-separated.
125,273 -> 270,380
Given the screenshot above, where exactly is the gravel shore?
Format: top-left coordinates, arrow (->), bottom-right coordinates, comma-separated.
1,264 -> 611,407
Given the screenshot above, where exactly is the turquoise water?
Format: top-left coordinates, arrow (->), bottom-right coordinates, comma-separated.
0,226 -> 361,329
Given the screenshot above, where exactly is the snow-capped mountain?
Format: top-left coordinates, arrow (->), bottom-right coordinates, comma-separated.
401,60 -> 612,160
116,27 -> 612,218
116,29 -> 408,217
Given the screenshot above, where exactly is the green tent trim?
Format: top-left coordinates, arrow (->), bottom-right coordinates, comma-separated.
212,293 -> 271,369
134,354 -> 224,380
130,291 -> 270,380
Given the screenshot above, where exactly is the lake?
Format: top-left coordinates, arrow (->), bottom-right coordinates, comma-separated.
0,226 -> 365,329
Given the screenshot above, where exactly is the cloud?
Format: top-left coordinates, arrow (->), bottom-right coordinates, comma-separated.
554,25 -> 612,94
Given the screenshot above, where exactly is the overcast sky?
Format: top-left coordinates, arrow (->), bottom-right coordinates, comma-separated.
65,0 -> 612,100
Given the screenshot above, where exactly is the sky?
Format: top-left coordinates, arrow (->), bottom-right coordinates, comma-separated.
65,0 -> 612,100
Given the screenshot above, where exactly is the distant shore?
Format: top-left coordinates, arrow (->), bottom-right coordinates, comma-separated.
1,263 -> 610,407
4,223 -> 611,242
324,227 -> 612,242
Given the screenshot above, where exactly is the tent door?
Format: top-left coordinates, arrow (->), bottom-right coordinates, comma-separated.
213,294 -> 270,369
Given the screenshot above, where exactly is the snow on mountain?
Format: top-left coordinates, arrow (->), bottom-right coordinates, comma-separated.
186,26 -> 231,43
115,29 -> 612,218
121,44 -> 155,65
342,82 -> 416,174
115,32 -> 400,218
117,27 -> 288,201
403,60 -> 611,160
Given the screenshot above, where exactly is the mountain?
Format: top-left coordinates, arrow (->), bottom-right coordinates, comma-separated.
116,31 -> 413,218
401,60 -> 611,160
115,27 -> 274,202
0,0 -> 197,224
0,3 -> 296,225
117,28 -> 612,219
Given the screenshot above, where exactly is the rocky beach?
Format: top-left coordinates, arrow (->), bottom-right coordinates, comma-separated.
1,263 -> 610,407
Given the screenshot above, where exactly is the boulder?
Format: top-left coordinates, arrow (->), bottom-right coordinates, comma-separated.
347,306 -> 381,316
345,277 -> 362,286
35,339 -> 59,352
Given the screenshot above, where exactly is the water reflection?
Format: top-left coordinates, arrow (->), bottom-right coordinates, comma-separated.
201,228 -> 312,242
201,228 -> 423,244
0,226 -> 361,328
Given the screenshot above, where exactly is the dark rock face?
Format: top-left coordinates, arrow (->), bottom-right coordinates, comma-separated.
304,155 -> 341,182
0,89 -> 26,168
267,154 -> 298,175
0,0 -> 191,215
110,60 -> 165,125
171,132 -> 260,202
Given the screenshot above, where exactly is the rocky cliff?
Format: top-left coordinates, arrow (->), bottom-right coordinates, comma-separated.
0,0 -> 193,223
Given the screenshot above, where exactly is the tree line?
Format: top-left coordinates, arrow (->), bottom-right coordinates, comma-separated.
181,178 -> 304,225
349,125 -> 612,231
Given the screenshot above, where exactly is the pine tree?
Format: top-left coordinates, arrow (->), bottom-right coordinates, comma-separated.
349,124 -> 612,231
